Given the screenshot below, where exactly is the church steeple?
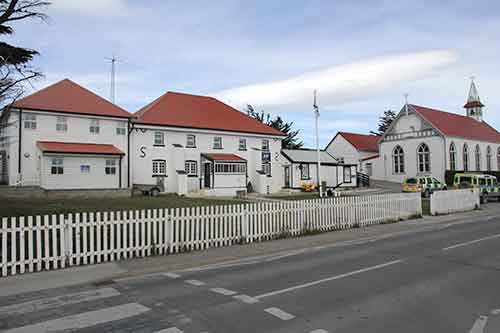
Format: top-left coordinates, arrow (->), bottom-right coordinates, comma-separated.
464,77 -> 484,121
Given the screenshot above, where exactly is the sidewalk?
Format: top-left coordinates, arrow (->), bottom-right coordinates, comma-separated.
2,205 -> 499,297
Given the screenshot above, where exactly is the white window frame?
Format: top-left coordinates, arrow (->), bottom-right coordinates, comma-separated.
213,136 -> 223,149
24,113 -> 36,130
487,146 -> 492,171
154,131 -> 165,146
185,160 -> 198,176
475,144 -> 481,171
152,159 -> 166,176
392,145 -> 405,174
186,134 -> 196,148
417,143 -> 430,173
116,122 -> 126,135
262,162 -> 271,176
51,158 -> 64,175
56,116 -> 68,132
262,139 -> 270,151
105,159 -> 117,175
214,162 -> 246,174
89,119 -> 100,134
300,164 -> 310,180
464,144 -> 469,171
239,138 -> 247,151
449,142 -> 456,171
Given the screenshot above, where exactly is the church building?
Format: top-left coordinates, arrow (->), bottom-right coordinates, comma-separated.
365,79 -> 500,184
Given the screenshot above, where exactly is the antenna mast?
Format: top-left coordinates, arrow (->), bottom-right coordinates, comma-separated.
105,55 -> 120,103
313,90 -> 323,198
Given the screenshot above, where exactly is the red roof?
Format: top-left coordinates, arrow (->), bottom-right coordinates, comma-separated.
37,141 -> 125,155
410,104 -> 500,143
13,79 -> 131,118
337,132 -> 379,152
203,153 -> 246,162
134,91 -> 285,137
464,100 -> 484,108
361,154 -> 379,161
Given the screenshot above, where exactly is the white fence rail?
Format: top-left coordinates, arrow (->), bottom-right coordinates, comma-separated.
0,193 -> 421,277
430,189 -> 480,215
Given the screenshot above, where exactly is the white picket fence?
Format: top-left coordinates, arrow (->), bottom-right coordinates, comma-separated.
0,193 -> 421,277
430,189 -> 480,215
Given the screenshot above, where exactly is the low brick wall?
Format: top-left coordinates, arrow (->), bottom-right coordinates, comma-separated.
0,186 -> 132,199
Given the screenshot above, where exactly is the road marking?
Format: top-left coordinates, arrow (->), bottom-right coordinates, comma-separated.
163,273 -> 181,279
233,294 -> 260,304
210,288 -> 237,296
442,233 -> 500,251
185,279 -> 205,286
469,315 -> 488,333
264,307 -> 295,321
310,330 -> 329,333
4,303 -> 150,333
155,328 -> 184,333
254,260 -> 403,299
0,287 -> 120,317
491,309 -> 500,315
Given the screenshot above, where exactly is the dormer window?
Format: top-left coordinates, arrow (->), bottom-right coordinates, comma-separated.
89,119 -> 100,134
154,131 -> 165,146
186,134 -> 196,148
213,136 -> 223,149
24,113 -> 36,130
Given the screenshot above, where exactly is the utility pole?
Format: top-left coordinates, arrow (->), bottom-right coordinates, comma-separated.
313,90 -> 323,198
105,55 -> 120,104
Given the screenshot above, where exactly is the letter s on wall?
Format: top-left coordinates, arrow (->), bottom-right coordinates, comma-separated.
140,146 -> 147,158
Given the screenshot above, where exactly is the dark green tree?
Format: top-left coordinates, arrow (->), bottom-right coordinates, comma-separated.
0,0 -> 50,106
246,104 -> 303,149
370,109 -> 396,136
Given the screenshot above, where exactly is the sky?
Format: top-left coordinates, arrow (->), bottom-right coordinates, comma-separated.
7,0 -> 500,147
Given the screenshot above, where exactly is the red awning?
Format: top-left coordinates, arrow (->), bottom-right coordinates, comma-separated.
37,141 -> 125,155
203,153 -> 246,162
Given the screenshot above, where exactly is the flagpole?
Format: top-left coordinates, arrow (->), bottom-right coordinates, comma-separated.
314,90 -> 322,198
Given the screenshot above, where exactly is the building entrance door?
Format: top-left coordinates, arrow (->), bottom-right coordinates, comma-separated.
204,163 -> 211,188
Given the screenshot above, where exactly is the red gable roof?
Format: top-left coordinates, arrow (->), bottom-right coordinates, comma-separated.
37,141 -> 125,155
338,132 -> 379,152
203,153 -> 246,162
13,79 -> 131,119
410,104 -> 500,143
134,91 -> 285,137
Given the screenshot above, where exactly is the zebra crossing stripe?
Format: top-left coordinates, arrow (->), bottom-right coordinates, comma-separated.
0,287 -> 120,317
155,328 -> 184,333
4,303 -> 150,333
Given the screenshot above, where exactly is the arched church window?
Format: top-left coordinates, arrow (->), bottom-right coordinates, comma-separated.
487,146 -> 492,171
463,144 -> 469,171
449,142 -> 456,171
417,143 -> 430,173
392,146 -> 405,174
475,144 -> 481,171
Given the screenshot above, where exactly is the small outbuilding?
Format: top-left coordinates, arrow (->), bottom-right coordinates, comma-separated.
281,149 -> 357,191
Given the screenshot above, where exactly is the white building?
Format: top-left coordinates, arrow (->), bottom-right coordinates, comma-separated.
325,131 -> 379,175
130,91 -> 286,196
365,80 -> 500,183
0,79 -> 131,189
281,149 -> 357,190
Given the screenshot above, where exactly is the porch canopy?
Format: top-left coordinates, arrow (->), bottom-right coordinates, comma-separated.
201,153 -> 246,162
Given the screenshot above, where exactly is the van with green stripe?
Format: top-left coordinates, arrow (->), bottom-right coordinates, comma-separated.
453,173 -> 500,203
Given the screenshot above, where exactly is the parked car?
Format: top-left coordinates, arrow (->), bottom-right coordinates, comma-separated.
453,173 -> 500,203
402,176 -> 447,198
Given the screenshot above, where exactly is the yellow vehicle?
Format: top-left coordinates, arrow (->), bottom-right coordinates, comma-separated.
453,173 -> 500,203
402,176 -> 447,197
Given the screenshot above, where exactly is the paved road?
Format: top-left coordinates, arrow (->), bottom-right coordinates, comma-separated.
1,211 -> 500,332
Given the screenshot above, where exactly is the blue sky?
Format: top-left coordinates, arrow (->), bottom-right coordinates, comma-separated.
8,0 -> 500,146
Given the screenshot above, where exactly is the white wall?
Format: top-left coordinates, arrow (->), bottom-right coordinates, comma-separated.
130,124 -> 283,195
40,154 -> 121,189
325,135 -> 360,165
444,137 -> 500,172
6,109 -> 129,187
284,160 -> 357,189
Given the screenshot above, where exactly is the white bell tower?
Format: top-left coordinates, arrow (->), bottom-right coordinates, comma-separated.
464,77 -> 484,122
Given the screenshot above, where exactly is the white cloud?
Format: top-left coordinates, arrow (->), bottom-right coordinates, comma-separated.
214,50 -> 459,110
51,0 -> 128,15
